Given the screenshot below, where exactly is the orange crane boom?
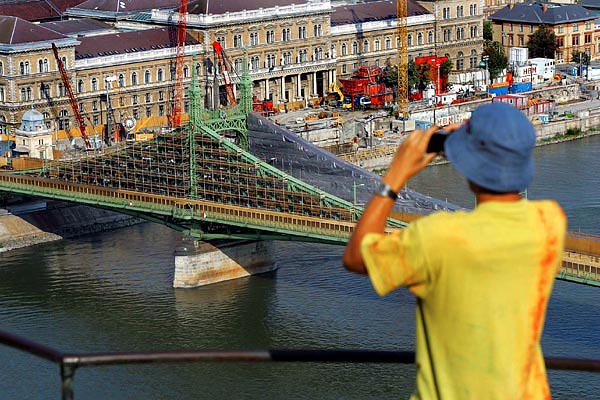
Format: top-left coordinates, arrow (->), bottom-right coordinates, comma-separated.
52,43 -> 93,150
212,41 -> 237,106
396,0 -> 409,120
172,0 -> 188,127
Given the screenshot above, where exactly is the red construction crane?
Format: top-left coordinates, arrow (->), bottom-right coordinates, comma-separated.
171,0 -> 188,128
211,41 -> 237,106
51,43 -> 94,150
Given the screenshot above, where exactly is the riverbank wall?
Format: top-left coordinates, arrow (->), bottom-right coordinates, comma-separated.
0,200 -> 142,252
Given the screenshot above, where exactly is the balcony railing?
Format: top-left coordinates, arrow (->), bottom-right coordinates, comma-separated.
1,329 -> 599,400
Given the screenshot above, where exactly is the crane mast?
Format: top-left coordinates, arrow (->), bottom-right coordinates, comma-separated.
211,41 -> 237,106
172,0 -> 188,127
51,43 -> 94,150
396,0 -> 409,120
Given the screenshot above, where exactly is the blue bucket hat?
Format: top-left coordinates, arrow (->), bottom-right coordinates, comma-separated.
444,102 -> 536,193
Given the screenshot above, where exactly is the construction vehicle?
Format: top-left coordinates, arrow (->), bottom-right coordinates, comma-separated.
339,66 -> 393,109
252,96 -> 276,116
325,82 -> 352,109
212,41 -> 236,106
51,43 -> 95,151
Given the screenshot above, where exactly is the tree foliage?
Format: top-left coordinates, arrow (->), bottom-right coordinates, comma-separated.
571,51 -> 590,66
483,21 -> 493,41
483,40 -> 508,79
527,25 -> 557,58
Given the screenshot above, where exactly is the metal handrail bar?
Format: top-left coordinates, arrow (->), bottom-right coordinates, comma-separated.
1,329 -> 599,400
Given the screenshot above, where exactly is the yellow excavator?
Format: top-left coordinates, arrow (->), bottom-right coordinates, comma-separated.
326,82 -> 352,109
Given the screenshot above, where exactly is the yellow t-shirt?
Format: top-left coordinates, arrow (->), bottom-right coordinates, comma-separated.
361,200 -> 566,400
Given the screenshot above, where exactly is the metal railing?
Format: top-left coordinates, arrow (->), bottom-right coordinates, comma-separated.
1,329 -> 599,400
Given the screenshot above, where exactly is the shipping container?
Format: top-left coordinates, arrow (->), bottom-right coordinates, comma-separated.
509,82 -> 532,93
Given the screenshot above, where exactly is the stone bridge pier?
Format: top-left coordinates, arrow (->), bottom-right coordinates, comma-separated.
173,239 -> 276,288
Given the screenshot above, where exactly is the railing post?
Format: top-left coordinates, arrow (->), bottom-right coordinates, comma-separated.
61,363 -> 75,400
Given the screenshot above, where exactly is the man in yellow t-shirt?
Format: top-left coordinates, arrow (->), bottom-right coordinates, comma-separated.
343,102 -> 566,399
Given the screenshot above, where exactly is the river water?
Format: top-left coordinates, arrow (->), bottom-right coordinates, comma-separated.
1,136 -> 599,399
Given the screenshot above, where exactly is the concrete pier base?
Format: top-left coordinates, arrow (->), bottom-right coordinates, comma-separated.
173,239 -> 277,288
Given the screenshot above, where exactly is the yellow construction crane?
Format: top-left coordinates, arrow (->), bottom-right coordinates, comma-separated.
397,0 -> 409,120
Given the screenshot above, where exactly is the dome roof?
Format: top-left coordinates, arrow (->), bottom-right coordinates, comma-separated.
19,108 -> 47,132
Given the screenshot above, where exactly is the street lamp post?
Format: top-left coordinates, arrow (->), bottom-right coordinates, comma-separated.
479,56 -> 490,88
353,181 -> 365,206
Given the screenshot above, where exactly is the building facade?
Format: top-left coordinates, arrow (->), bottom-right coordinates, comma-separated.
490,2 -> 597,64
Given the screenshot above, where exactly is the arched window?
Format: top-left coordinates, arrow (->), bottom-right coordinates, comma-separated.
374,39 -> 380,51
144,70 -> 151,84
157,69 -> 164,82
407,34 -> 413,47
352,42 -> 358,54
341,43 -> 347,56
91,78 -> 98,91
418,33 -> 423,45
78,80 -> 84,93
456,51 -> 464,70
58,82 -> 65,96
385,37 -> 392,49
183,65 -> 189,78
362,40 -> 369,52
0,115 -> 7,135
20,61 -> 30,75
428,31 -> 434,43
0,62 -> 3,76
131,72 -> 138,85
118,74 -> 125,87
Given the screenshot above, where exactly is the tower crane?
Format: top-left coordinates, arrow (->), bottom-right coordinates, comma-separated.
171,0 -> 188,128
211,41 -> 237,106
396,0 -> 409,120
51,43 -> 94,151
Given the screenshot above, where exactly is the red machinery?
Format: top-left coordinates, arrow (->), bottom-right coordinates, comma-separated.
171,0 -> 188,127
51,43 -> 94,150
339,66 -> 394,109
252,96 -> 276,116
211,41 -> 236,106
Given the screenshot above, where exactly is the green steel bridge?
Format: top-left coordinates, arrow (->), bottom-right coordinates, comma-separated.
0,63 -> 597,287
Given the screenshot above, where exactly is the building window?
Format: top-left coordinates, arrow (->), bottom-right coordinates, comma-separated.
385,37 -> 392,49
157,69 -> 164,82
417,33 -> 423,45
131,72 -> 138,85
586,22 -> 592,30
132,95 -> 138,105
146,107 -> 152,118
159,91 -> 164,101
470,50 -> 478,69
573,24 -> 578,32
352,42 -> 358,54
266,54 -> 276,68
572,35 -> 580,46
469,4 -> 477,16
313,24 -> 322,37
456,5 -> 463,17
216,36 -> 225,48
145,93 -> 151,103
341,43 -> 347,55
0,62 -> 3,76
93,115 -> 99,125
557,26 -> 563,34
92,100 -> 98,111
250,56 -> 260,69
363,40 -> 369,52
519,24 -> 523,33
444,29 -> 451,42
282,52 -> 292,65
342,65 -> 347,74
40,83 -> 50,99
428,31 -> 434,43
299,49 -> 308,62
19,61 -> 30,75
78,80 -> 84,93
518,35 -> 524,46
313,48 -> 323,61
38,59 -> 49,73
281,29 -> 291,42
118,74 -> 125,87
144,70 -> 151,84
509,24 -> 513,32
556,37 -> 564,47
298,27 -> 306,40
585,33 -> 592,44
159,105 -> 164,116
470,26 -> 478,38
407,34 -> 413,47
250,32 -> 259,46
233,34 -> 243,47
442,7 -> 450,19
266,30 -> 275,43
183,66 -> 189,78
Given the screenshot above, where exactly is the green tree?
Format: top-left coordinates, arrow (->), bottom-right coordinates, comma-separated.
571,51 -> 590,66
483,21 -> 493,41
527,25 -> 557,58
483,40 -> 508,80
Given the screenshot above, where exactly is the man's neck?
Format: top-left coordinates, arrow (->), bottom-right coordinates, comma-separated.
476,192 -> 522,204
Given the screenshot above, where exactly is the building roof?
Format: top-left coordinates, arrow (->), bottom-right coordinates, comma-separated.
69,0 -> 177,13
40,18 -> 114,35
74,27 -> 198,59
581,0 -> 600,10
0,0 -> 85,21
187,0 -> 302,15
0,16 -> 66,45
331,0 -> 430,26
490,2 -> 594,25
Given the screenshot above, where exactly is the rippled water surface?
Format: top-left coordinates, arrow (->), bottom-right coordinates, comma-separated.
1,136 -> 600,399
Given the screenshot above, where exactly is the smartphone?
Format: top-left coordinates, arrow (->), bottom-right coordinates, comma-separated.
426,131 -> 450,154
